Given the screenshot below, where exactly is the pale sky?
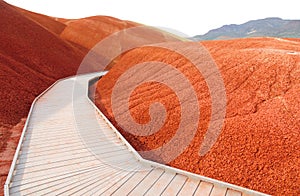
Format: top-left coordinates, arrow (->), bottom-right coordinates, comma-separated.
5,0 -> 300,36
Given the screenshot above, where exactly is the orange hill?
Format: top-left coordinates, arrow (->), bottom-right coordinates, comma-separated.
60,16 -> 139,49
95,37 -> 300,195
0,1 -> 138,193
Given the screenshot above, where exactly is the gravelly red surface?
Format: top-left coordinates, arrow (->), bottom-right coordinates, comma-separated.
95,38 -> 300,195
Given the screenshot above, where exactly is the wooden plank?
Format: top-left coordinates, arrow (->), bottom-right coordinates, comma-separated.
18,140 -> 123,161
226,189 -> 242,196
62,163 -> 141,196
18,148 -> 89,164
10,165 -> 104,194
10,165 -> 103,188
210,185 -> 227,196
89,170 -> 134,195
177,178 -> 200,196
11,159 -> 101,183
16,149 -> 132,176
14,156 -> 97,175
24,127 -> 115,140
21,135 -> 125,153
194,181 -> 213,196
33,164 -> 130,195
20,137 -> 123,155
144,171 -> 176,196
17,152 -> 97,169
100,171 -> 136,195
161,174 -> 187,196
20,141 -> 93,155
112,169 -> 153,196
128,168 -> 164,195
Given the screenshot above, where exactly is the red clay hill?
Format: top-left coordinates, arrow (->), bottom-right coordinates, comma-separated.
0,1 -> 138,193
95,37 -> 300,195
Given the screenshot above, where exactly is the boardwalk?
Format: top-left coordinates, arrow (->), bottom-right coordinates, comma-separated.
4,72 -> 269,195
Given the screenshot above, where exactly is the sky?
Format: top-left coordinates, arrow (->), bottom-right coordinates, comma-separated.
5,0 -> 300,36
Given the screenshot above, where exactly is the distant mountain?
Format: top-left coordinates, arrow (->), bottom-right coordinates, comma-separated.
192,17 -> 300,40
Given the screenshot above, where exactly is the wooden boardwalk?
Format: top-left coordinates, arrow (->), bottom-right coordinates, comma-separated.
4,72 -> 269,196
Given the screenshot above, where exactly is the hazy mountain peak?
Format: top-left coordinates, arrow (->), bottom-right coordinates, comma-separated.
193,17 -> 300,40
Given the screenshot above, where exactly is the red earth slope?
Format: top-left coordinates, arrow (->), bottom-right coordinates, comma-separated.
0,1 -> 85,190
0,1 -> 138,193
14,6 -> 66,35
95,37 -> 300,195
60,16 -> 139,49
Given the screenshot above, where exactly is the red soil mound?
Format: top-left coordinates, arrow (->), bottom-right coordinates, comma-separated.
95,37 -> 300,195
0,1 -> 86,127
14,6 -> 66,35
0,1 -> 86,192
60,16 -> 139,49
0,1 -> 138,194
